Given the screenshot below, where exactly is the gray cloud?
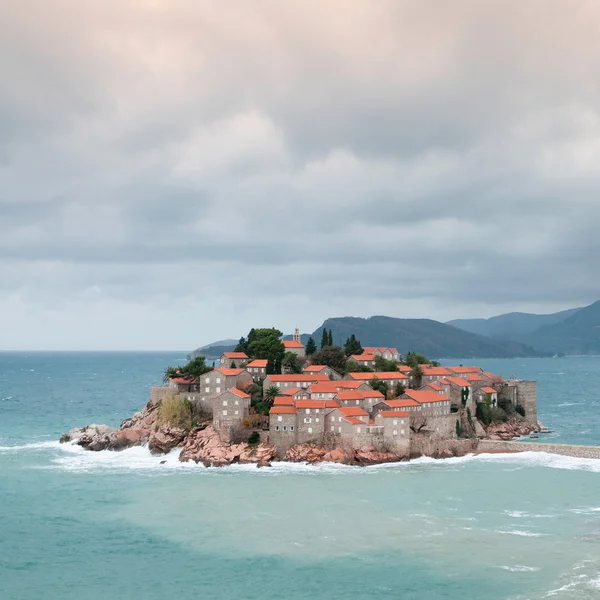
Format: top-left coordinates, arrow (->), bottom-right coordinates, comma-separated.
1,0 -> 600,349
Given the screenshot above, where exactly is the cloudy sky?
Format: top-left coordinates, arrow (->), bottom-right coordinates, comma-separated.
2,1 -> 600,350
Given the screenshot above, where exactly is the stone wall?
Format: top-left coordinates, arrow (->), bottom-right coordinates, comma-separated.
410,435 -> 475,458
476,440 -> 600,459
516,380 -> 538,424
150,386 -> 174,404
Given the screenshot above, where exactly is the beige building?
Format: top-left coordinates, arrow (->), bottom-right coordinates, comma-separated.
246,359 -> 267,380
220,352 -> 249,368
346,371 -> 409,389
373,410 -> 411,455
187,368 -> 253,413
347,354 -> 377,369
212,388 -> 251,442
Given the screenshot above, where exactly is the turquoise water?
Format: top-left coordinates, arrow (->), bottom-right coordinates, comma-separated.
1,353 -> 600,599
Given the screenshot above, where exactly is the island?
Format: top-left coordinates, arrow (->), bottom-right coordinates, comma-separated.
61,327 -> 543,466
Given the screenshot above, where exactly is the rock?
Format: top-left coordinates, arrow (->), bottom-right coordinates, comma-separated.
354,447 -> 401,466
437,449 -> 453,459
112,428 -> 147,450
60,424 -> 118,451
148,426 -> 187,454
322,447 -> 354,464
256,460 -> 272,468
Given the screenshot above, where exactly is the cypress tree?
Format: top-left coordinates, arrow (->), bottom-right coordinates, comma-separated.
328,329 -> 333,346
305,336 -> 317,355
320,329 -> 328,349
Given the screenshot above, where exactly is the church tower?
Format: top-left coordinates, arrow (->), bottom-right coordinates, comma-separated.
293,328 -> 301,343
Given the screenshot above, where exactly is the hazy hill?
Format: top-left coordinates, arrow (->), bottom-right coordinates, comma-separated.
311,316 -> 545,358
447,308 -> 581,340
524,301 -> 600,355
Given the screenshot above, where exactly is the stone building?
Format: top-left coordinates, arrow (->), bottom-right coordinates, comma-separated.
263,373 -> 329,393
401,389 -> 451,417
246,359 -> 267,380
294,399 -> 340,444
446,377 -> 475,412
373,411 -> 411,455
303,364 -> 342,380
212,388 -> 251,442
497,377 -> 538,424
335,390 -> 385,412
219,352 -> 249,368
269,406 -> 298,456
345,371 -> 409,389
308,380 -> 372,399
362,347 -> 401,361
475,386 -> 499,407
421,366 -> 453,384
347,354 -> 377,369
282,339 -> 305,358
282,387 -> 311,399
188,368 -> 253,413
372,398 -> 422,418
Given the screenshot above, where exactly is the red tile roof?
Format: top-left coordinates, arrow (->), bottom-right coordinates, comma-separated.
383,398 -> 421,408
223,352 -> 249,359
247,359 -> 267,368
426,383 -> 443,391
231,388 -> 250,399
303,364 -> 327,372
295,399 -> 341,409
282,387 -> 305,396
282,340 -> 304,349
403,389 -> 450,404
171,377 -> 196,385
347,372 -> 408,381
480,387 -> 497,394
269,374 -> 329,382
379,410 -> 410,418
350,354 -> 376,361
273,396 -> 295,406
439,378 -> 451,385
363,347 -> 398,354
270,406 -> 297,414
484,372 -> 504,383
336,407 -> 369,417
447,366 -> 481,374
467,374 -> 484,382
309,381 -> 366,393
344,417 -> 367,425
422,366 -> 452,376
215,368 -> 246,376
446,377 -> 472,387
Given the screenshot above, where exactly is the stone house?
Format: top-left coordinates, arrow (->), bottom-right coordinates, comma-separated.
347,354 -> 377,369
308,381 -> 372,399
446,366 -> 482,377
282,387 -> 311,399
475,386 -> 499,407
363,347 -> 401,362
273,395 -> 295,406
168,377 -> 198,394
373,411 -> 410,455
401,389 -> 451,417
269,406 -> 298,456
372,398 -> 422,418
294,399 -> 340,444
346,371 -> 409,389
303,364 -> 342,380
446,377 -> 475,412
212,388 -> 251,442
246,359 -> 267,380
282,339 -> 305,358
335,390 -> 385,412
421,366 -> 453,384
220,352 -> 249,368
188,368 -> 253,413
325,407 -> 377,447
263,373 -> 329,393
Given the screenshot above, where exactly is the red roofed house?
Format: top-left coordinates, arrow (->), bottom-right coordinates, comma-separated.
264,373 -> 329,394
336,390 -> 385,412
246,359 -> 267,380
212,388 -> 251,442
371,398 -> 422,418
346,372 -> 409,388
401,389 -> 451,417
303,364 -> 342,380
269,405 -> 298,455
308,381 -> 372,399
475,386 -> 499,407
282,387 -> 311,400
362,348 -> 401,361
220,352 -> 249,368
191,368 -> 253,413
282,330 -> 305,358
446,377 -> 474,411
421,366 -> 453,384
347,354 -> 377,369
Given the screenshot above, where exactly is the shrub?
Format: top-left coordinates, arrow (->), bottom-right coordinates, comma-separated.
491,407 -> 509,423
248,431 -> 260,446
455,419 -> 462,438
515,404 -> 526,417
476,402 -> 492,426
467,407 -> 475,431
158,395 -> 192,431
450,403 -> 459,413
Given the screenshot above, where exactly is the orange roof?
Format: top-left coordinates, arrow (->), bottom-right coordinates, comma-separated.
480,387 -> 497,394
269,374 -> 329,382
403,389 -> 450,404
350,354 -> 376,361
384,399 -> 421,408
369,419 -> 375,425
273,396 -> 295,406
427,383 -> 443,391
467,374 -> 484,382
223,352 -> 249,359
379,410 -> 410,418
422,366 -> 452,376
231,388 -> 250,399
484,372 -> 504,383
270,406 -> 297,414
309,381 -> 366,393
282,340 -> 304,349
397,365 -> 412,373
446,377 -> 472,387
247,359 -> 267,368
282,387 -> 305,396
215,368 -> 246,376
344,417 -> 367,425
336,406 -> 369,417
363,347 -> 398,354
171,377 -> 196,385
336,390 -> 384,400
439,378 -> 450,385
295,400 -> 341,409
303,365 -> 328,372
447,366 -> 481,374
347,372 -> 408,381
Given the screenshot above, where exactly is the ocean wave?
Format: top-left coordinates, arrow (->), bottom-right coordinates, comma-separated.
497,565 -> 540,572
494,529 -> 548,538
0,441 -> 62,452
504,510 -> 555,519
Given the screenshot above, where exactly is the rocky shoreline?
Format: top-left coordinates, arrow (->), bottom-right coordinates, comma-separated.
60,398 -> 551,468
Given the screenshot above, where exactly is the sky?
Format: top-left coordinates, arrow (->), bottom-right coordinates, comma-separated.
2,1 -> 600,350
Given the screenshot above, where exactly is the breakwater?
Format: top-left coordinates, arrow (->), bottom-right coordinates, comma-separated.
477,439 -> 600,459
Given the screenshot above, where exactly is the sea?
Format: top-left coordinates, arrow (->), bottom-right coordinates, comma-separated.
1,352 -> 600,600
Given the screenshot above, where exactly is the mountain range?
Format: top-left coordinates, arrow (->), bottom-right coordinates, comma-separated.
189,300 -> 600,359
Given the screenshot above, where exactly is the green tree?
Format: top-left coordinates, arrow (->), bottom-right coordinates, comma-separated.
404,352 -> 433,368
282,352 -> 304,374
409,364 -> 424,389
394,382 -> 406,397
320,329 -> 329,349
370,377 -> 389,398
456,419 -> 462,438
311,345 -> 347,374
238,327 -> 286,375
264,386 -> 282,404
374,355 -> 399,372
305,336 -> 317,356
234,336 -> 247,353
343,334 -> 363,357
162,366 -> 179,383
164,356 -> 213,383
461,386 -> 470,408
328,329 -> 333,346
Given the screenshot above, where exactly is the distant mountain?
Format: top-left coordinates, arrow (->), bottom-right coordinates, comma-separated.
447,308 -> 581,340
524,301 -> 600,355
189,339 -> 238,360
311,316 -> 545,359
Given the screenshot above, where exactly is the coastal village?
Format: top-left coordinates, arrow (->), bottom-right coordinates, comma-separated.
158,329 -> 539,462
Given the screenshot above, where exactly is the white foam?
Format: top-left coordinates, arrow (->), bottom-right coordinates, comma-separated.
498,565 -> 540,572
504,510 -> 555,519
0,440 -> 62,452
495,529 -> 548,537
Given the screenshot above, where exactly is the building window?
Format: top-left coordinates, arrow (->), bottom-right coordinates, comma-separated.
283,426 -> 287,431
216,387 -> 221,394
306,409 -> 310,414
205,387 -> 210,393
401,429 -> 405,435
330,426 -> 334,431
216,378 -> 221,384
235,410 -> 239,416
357,427 -> 361,433
275,426 -> 280,431
235,400 -> 239,405
223,401 -> 228,406
205,377 -> 210,384
308,427 -> 313,433
393,430 -> 397,436
290,426 -> 294,431
222,410 -> 227,416
304,418 -> 312,423
356,400 -> 360,405
278,416 -> 282,422
338,417 -> 342,422
316,418 -> 319,423
338,426 -> 341,433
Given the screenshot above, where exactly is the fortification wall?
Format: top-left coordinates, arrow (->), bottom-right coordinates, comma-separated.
410,434 -> 475,458
516,380 -> 538,424
477,440 -> 600,459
